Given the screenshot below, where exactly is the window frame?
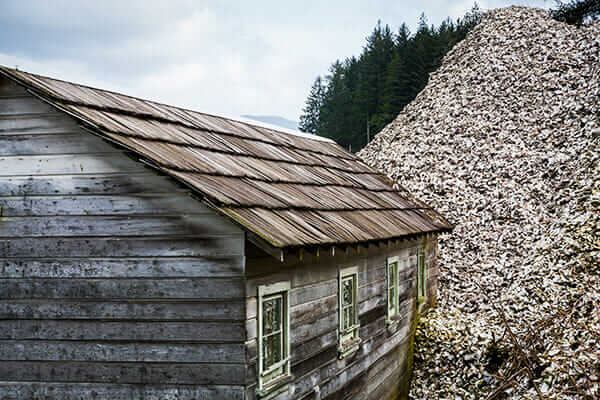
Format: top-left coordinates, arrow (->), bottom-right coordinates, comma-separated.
387,256 -> 400,324
257,281 -> 291,395
418,247 -> 427,300
338,266 -> 360,356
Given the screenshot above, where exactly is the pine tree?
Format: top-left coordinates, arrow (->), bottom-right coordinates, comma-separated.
380,51 -> 408,124
374,22 -> 415,134
299,76 -> 325,134
403,13 -> 433,100
356,21 -> 396,143
320,61 -> 353,146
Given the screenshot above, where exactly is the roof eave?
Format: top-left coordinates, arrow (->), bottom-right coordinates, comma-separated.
246,226 -> 453,262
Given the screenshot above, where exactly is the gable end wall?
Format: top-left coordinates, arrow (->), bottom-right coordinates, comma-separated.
0,77 -> 246,399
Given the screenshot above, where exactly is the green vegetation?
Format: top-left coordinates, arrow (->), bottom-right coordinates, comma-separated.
484,342 -> 511,374
299,5 -> 482,152
550,0 -> 600,26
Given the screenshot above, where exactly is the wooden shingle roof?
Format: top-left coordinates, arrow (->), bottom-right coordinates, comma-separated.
0,67 -> 452,248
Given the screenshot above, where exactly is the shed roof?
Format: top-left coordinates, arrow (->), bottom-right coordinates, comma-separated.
0,66 -> 452,248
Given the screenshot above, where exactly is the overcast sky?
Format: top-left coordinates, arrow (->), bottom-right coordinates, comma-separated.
0,0 -> 550,122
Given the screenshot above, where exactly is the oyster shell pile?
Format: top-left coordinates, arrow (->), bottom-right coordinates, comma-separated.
360,6 -> 599,399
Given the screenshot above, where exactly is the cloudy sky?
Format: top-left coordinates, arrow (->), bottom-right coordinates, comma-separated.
0,0 -> 550,123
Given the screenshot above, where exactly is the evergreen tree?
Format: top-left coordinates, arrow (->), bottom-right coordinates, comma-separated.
457,3 -> 482,37
396,23 -> 411,53
403,13 -> 434,100
380,51 -> 408,124
319,61 -> 353,146
356,21 -> 396,145
341,57 -> 363,151
299,76 -> 325,134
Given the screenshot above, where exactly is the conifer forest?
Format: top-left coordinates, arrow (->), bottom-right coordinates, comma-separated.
299,5 -> 482,152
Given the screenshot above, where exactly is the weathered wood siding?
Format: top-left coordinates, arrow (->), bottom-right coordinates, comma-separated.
0,77 -> 246,399
245,236 -> 438,400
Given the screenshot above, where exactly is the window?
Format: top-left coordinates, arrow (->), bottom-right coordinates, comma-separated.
338,266 -> 360,355
418,248 -> 427,299
258,281 -> 291,394
387,256 -> 399,323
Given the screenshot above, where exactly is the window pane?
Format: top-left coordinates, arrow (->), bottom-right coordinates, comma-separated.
343,278 -> 353,306
263,332 -> 282,369
263,296 -> 282,335
263,365 -> 283,384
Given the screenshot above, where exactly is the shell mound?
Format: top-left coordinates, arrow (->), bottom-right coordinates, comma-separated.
360,6 -> 599,399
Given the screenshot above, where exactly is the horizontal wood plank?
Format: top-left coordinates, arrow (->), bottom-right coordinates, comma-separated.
290,294 -> 337,329
0,97 -> 56,116
322,371 -> 367,400
363,264 -> 385,286
0,174 -> 186,196
0,299 -> 245,321
289,280 -> 337,307
0,133 -> 118,155
0,340 -> 244,363
0,236 -> 244,257
0,383 -> 244,400
0,257 -> 244,278
0,361 -> 245,385
0,154 -> 148,176
359,293 -> 385,316
0,320 -> 245,341
359,279 -> 384,302
291,312 -> 337,345
291,346 -> 337,380
0,277 -> 245,300
0,194 -> 210,216
0,215 -> 240,237
0,114 -> 78,134
292,329 -> 338,365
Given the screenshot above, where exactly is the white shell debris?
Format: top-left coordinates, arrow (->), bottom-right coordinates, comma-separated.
360,6 -> 599,400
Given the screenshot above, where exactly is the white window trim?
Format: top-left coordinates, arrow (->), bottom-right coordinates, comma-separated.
387,256 -> 400,325
257,281 -> 291,396
338,266 -> 361,357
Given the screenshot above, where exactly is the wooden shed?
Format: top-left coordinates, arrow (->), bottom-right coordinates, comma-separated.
0,66 -> 452,400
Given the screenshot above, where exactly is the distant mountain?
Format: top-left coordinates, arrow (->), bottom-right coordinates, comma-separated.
242,115 -> 298,131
